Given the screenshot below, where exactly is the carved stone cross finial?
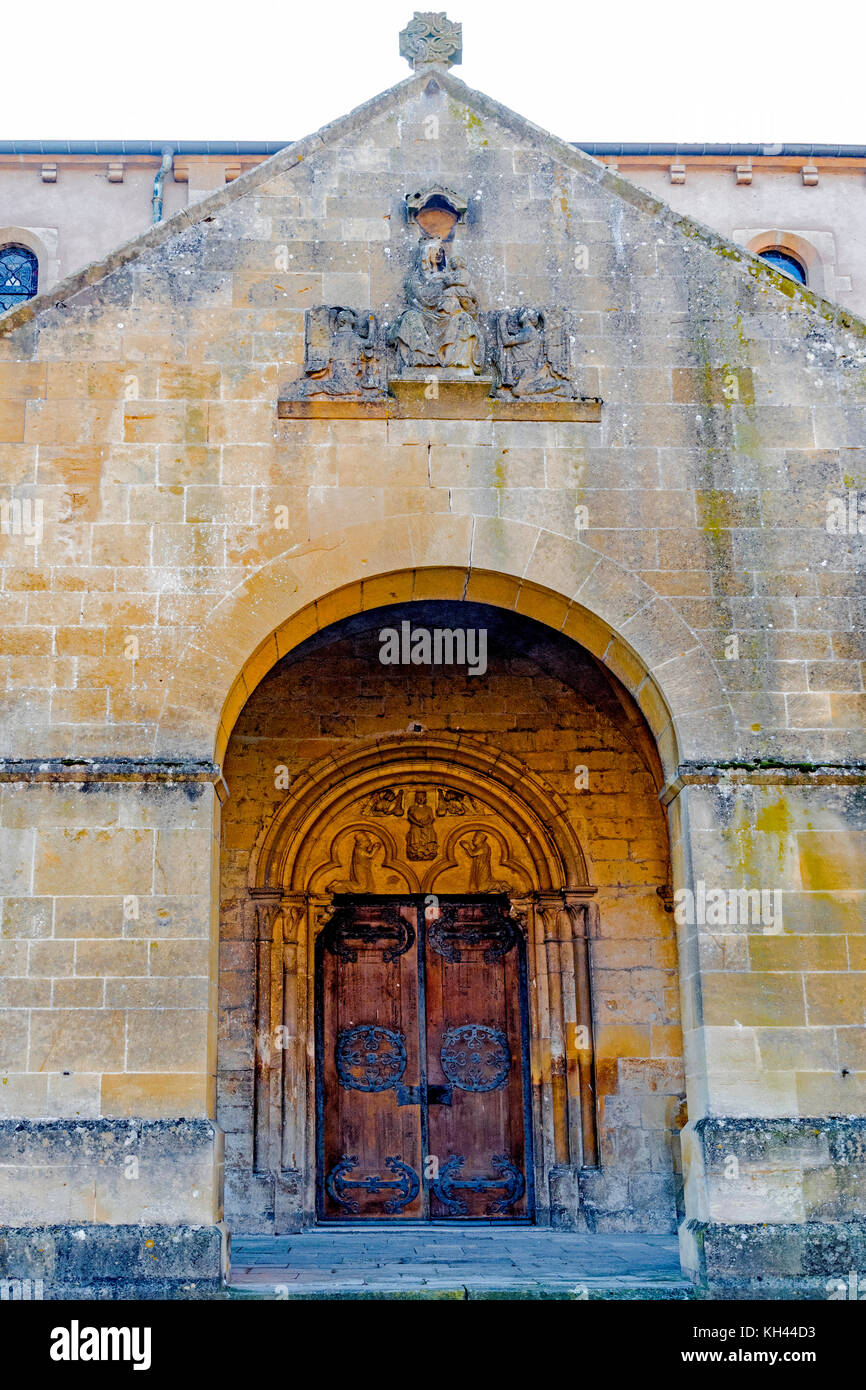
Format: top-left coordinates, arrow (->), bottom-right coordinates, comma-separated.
399,11 -> 462,69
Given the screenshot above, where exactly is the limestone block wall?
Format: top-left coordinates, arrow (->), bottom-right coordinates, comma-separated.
678,779 -> 866,1123
0,777 -> 221,1228
0,65 -> 862,1282
0,73 -> 862,773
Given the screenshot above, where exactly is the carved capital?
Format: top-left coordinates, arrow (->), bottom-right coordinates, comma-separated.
280,893 -> 307,944
533,891 -> 565,940
248,890 -> 282,942
562,888 -> 599,940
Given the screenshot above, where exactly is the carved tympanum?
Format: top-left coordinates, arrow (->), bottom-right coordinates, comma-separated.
305,775 -> 536,898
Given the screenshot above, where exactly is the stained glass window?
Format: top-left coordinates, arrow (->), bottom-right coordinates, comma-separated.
0,245 -> 39,311
759,248 -> 807,285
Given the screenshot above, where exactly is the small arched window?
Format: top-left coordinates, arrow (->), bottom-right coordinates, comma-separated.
0,244 -> 39,311
758,247 -> 807,285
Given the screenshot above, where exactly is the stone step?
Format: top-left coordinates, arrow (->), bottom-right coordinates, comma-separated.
228,1278 -> 695,1301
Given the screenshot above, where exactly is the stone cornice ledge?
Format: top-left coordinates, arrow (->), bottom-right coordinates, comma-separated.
0,757 -> 230,801
660,760 -> 866,806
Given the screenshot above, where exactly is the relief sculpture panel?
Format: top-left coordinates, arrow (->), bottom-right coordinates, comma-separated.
306,781 -> 533,898
278,187 -> 601,421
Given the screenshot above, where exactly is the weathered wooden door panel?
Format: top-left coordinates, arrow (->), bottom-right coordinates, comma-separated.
425,902 -> 529,1219
316,897 -> 531,1222
317,902 -> 424,1219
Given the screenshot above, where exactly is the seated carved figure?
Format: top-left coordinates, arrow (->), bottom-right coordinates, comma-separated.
391,238 -> 485,374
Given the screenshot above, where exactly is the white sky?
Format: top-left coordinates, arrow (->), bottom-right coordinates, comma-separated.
2,0 -> 864,144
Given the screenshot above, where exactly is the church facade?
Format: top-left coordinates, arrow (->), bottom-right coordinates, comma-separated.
0,15 -> 864,1299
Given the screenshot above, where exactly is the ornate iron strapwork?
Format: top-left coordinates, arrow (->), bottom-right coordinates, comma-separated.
321,904 -> 415,962
440,1023 -> 511,1092
325,1155 -> 420,1214
427,905 -> 521,963
335,1024 -> 407,1092
432,1153 -> 525,1216
0,246 -> 38,312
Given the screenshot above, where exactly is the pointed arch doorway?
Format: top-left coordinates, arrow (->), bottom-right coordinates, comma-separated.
246,734 -> 599,1229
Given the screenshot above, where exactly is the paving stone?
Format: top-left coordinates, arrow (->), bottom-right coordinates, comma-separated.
229,1227 -> 687,1296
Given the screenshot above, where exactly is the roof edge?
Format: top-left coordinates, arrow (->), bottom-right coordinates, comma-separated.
2,140 -> 864,159
2,67 -> 865,341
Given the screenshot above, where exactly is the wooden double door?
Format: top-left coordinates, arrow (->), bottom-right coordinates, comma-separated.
316,896 -> 533,1221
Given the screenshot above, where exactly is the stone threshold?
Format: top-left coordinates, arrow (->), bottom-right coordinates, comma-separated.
227,1280 -> 694,1300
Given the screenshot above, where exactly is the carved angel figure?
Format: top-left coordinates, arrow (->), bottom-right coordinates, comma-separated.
493,308 -> 576,398
436,787 -> 477,816
296,306 -> 381,397
362,787 -> 405,817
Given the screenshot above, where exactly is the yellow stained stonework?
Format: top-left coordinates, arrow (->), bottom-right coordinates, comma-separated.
0,56 -> 863,1295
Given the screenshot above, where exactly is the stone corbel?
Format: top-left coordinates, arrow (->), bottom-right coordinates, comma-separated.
310,893 -> 337,935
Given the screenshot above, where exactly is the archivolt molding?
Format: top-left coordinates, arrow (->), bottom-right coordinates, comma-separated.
153,519 -> 731,777
248,732 -> 591,894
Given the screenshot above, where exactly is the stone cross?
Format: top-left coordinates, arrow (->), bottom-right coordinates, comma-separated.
399,11 -> 462,69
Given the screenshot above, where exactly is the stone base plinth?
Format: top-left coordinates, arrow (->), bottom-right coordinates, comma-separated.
0,1222 -> 228,1299
680,1115 -> 866,1296
0,1118 -> 224,1228
681,1115 -> 866,1225
681,1219 -> 866,1298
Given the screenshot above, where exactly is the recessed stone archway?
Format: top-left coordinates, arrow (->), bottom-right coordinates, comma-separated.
151,517 -> 733,777
218,598 -> 686,1236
